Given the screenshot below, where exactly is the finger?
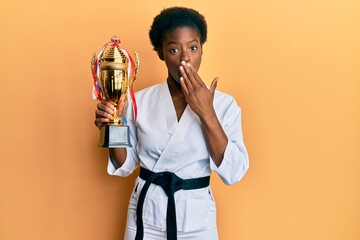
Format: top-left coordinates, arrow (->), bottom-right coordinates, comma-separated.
94,119 -> 101,129
183,62 -> 206,87
180,76 -> 190,95
101,99 -> 114,108
209,77 -> 219,94
179,65 -> 194,91
97,101 -> 114,115
94,117 -> 109,129
180,61 -> 196,83
95,109 -> 113,119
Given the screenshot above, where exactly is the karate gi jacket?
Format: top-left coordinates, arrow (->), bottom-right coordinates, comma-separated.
107,81 -> 249,232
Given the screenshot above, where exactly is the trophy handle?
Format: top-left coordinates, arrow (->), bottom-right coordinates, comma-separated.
132,51 -> 140,86
91,53 -> 97,76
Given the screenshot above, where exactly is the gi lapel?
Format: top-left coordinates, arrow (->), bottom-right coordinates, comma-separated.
152,82 -> 199,172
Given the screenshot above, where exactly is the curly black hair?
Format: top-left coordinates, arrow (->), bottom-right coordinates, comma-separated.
149,7 -> 207,51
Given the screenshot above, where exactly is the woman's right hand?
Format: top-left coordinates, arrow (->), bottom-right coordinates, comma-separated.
94,100 -> 115,129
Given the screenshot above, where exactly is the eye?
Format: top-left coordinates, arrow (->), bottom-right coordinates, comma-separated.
190,46 -> 198,51
170,48 -> 179,53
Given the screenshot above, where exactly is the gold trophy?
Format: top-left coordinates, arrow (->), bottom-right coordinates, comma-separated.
91,36 -> 139,148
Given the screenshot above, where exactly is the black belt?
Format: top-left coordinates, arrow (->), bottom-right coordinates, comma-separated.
135,167 -> 210,240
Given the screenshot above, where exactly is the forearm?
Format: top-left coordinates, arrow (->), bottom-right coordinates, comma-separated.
200,111 -> 228,167
109,148 -> 127,169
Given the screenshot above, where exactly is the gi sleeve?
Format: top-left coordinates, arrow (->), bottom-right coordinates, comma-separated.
210,96 -> 249,185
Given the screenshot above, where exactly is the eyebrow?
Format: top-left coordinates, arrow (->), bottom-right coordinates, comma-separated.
167,39 -> 199,46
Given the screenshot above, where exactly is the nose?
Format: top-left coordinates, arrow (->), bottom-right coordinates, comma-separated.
180,51 -> 190,63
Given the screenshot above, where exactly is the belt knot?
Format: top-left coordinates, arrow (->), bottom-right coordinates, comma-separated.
158,172 -> 182,195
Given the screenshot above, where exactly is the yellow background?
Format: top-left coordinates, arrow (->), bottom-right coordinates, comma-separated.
1,0 -> 359,239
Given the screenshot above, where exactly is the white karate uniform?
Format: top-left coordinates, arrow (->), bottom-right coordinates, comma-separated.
107,81 -> 249,239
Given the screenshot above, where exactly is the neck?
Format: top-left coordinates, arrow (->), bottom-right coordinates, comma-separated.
167,76 -> 187,121
167,77 -> 184,98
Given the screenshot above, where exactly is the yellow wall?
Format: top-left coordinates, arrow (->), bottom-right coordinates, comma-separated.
1,0 -> 359,239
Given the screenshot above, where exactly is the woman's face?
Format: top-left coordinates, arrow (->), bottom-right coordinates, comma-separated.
159,26 -> 203,83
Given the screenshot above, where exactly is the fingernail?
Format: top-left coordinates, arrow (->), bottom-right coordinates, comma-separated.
179,66 -> 184,71
181,61 -> 186,65
187,62 -> 191,66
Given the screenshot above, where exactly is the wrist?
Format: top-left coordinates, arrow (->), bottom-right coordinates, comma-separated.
198,109 -> 217,124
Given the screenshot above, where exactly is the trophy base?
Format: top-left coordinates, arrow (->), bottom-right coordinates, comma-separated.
98,125 -> 131,148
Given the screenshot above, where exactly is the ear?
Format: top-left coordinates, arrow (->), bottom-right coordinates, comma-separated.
156,48 -> 165,61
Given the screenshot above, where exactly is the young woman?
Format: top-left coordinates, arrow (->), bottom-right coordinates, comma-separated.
94,7 -> 249,240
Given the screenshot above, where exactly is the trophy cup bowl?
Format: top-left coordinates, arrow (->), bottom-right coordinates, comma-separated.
93,37 -> 138,148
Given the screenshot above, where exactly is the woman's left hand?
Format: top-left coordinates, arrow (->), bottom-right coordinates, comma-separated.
179,61 -> 219,120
